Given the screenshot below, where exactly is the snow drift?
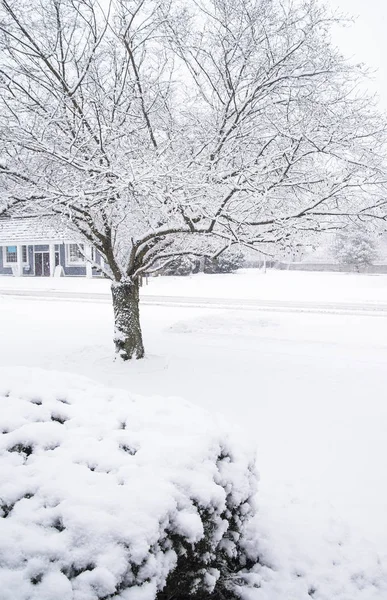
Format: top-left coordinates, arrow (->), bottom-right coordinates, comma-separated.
0,368 -> 259,600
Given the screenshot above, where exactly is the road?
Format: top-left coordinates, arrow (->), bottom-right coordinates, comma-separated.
1,288 -> 387,316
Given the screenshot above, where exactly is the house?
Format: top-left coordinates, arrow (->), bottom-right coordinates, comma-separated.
0,217 -> 103,277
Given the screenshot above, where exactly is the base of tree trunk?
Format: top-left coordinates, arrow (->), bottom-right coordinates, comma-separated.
111,280 -> 145,360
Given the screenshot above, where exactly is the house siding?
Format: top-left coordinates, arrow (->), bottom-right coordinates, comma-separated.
63,265 -> 87,276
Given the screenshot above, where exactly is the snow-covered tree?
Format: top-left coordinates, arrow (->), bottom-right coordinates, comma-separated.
0,0 -> 386,359
333,228 -> 378,269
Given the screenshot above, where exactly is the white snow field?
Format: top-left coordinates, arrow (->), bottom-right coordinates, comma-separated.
1,269 -> 387,599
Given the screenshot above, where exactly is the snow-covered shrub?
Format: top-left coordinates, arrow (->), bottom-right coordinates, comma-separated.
161,255 -> 197,276
333,229 -> 378,269
0,368 -> 259,600
204,251 -> 245,274
158,250 -> 245,277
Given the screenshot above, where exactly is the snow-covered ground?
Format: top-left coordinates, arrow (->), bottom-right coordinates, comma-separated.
1,270 -> 387,598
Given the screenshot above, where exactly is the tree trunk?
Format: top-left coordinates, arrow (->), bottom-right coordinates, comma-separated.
111,280 -> 145,360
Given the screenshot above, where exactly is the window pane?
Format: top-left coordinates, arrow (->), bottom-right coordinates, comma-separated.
22,246 -> 27,263
6,246 -> 17,263
69,244 -> 84,262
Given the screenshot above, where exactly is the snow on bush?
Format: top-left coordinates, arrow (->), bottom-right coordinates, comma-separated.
333,230 -> 378,268
204,251 -> 245,275
0,368 -> 259,600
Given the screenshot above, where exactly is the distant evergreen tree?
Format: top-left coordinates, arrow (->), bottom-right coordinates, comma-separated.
333,230 -> 378,269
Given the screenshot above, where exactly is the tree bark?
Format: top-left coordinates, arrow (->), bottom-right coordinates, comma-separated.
111,279 -> 145,360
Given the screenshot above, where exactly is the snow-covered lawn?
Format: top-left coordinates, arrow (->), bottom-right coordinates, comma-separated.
1,270 -> 387,598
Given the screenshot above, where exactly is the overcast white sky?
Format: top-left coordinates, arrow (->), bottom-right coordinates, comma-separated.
329,0 -> 387,108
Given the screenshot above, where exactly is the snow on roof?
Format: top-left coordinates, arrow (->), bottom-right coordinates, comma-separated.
0,217 -> 77,244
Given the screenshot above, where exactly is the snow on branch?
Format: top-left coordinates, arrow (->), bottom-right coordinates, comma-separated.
0,0 -> 386,283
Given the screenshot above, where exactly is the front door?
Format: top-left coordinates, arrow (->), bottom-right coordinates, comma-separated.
35,252 -> 50,276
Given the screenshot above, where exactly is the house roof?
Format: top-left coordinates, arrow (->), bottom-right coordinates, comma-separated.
0,217 -> 78,245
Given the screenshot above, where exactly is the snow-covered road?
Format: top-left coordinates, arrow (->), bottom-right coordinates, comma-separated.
2,287 -> 387,316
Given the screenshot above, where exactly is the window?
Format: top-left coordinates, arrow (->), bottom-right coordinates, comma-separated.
66,244 -> 85,265
4,245 -> 28,266
5,246 -> 17,263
